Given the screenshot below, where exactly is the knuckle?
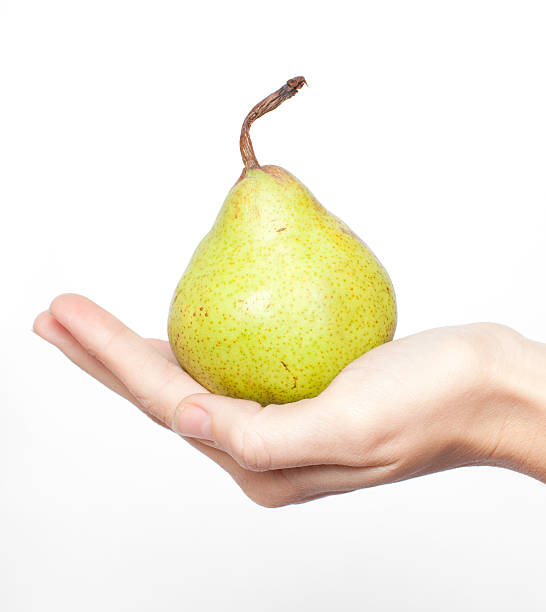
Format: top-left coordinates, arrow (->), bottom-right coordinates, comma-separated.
243,484 -> 295,508
234,420 -> 273,471
132,392 -> 158,416
134,361 -> 181,420
131,389 -> 153,410
234,470 -> 301,509
241,471 -> 305,508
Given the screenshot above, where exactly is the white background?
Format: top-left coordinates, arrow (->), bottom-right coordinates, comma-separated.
2,1 -> 546,610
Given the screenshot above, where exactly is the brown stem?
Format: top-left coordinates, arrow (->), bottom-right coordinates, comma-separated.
240,76 -> 307,171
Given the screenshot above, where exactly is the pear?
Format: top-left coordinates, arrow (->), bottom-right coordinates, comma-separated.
168,77 -> 396,405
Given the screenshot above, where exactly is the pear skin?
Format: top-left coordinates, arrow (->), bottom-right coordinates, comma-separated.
168,161 -> 396,405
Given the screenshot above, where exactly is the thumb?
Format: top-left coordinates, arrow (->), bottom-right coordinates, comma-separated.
172,393 -> 344,471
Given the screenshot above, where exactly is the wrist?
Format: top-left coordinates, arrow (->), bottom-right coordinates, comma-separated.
475,329 -> 546,481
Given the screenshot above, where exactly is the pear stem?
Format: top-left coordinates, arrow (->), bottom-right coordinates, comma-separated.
240,76 -> 307,171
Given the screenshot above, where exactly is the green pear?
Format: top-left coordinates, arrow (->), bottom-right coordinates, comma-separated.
168,77 -> 396,405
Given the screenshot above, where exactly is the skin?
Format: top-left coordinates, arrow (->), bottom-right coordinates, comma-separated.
168,166 -> 396,405
34,294 -> 546,507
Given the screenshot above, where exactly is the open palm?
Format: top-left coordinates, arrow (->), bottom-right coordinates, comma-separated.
34,294 -> 520,506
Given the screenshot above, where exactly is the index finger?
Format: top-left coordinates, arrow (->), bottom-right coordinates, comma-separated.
49,293 -> 207,425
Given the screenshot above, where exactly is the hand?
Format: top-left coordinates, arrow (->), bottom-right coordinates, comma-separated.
34,294 -> 546,506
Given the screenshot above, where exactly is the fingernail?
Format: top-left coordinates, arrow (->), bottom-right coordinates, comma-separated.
175,404 -> 213,440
